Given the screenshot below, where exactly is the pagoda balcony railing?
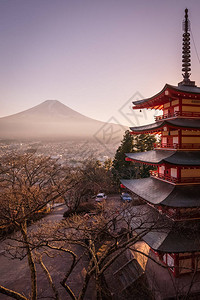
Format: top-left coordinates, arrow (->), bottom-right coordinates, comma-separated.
154,142 -> 200,149
154,142 -> 179,149
155,111 -> 200,121
158,206 -> 200,220
150,170 -> 178,183
150,170 -> 200,184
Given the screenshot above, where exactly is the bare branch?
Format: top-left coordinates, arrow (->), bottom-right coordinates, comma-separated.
0,285 -> 29,300
37,254 -> 60,300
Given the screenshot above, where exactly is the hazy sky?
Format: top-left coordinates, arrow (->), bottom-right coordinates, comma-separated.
0,0 -> 200,127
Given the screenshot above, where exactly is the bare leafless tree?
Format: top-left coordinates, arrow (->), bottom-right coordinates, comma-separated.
0,153 -> 76,299
28,202 -> 164,300
0,154 -> 197,300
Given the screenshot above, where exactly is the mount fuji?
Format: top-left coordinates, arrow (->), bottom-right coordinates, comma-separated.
0,100 -> 126,141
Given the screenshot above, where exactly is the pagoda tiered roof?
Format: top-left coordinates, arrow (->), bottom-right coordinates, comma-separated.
121,177 -> 200,207
121,8 -> 200,266
125,150 -> 200,166
130,118 -> 200,134
132,84 -> 200,110
131,205 -> 200,252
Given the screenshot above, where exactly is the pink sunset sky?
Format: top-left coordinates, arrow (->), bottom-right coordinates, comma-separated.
0,0 -> 200,126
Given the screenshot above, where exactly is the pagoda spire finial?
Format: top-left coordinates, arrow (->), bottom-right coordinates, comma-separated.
178,8 -> 196,87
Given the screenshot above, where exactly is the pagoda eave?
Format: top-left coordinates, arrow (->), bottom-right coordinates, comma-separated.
130,205 -> 200,253
144,222 -> 200,253
121,177 -> 200,207
130,118 -> 200,134
121,8 -> 200,282
132,84 -> 200,110
125,150 -> 200,166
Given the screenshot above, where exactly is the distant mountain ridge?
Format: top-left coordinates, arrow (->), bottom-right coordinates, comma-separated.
0,100 -> 127,141
1,100 -> 97,122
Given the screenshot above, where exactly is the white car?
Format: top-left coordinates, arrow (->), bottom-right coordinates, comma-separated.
95,193 -> 107,202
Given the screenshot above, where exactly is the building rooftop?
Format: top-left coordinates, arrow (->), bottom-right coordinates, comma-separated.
121,177 -> 200,207
130,205 -> 200,252
132,84 -> 200,110
126,150 -> 200,166
130,118 -> 200,133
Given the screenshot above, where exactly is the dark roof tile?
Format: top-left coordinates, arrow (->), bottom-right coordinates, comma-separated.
130,205 -> 200,252
126,150 -> 200,166
121,178 -> 200,207
130,118 -> 200,133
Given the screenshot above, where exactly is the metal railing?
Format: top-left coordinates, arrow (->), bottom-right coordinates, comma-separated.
150,170 -> 178,183
154,142 -> 200,149
150,170 -> 200,184
154,142 -> 179,149
155,111 -> 200,121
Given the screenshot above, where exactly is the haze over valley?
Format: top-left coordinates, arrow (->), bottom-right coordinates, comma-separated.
0,100 -> 127,163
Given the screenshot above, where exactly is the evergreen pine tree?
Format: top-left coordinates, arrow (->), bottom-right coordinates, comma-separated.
112,131 -> 156,185
112,131 -> 135,184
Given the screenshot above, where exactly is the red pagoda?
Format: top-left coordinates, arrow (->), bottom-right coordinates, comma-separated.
121,8 -> 200,284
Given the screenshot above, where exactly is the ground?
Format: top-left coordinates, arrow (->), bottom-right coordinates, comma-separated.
0,204 -> 96,299
0,196 -> 124,300
1,196 -> 182,300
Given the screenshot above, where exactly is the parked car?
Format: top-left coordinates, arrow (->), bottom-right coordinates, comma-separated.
95,193 -> 107,202
121,192 -> 132,202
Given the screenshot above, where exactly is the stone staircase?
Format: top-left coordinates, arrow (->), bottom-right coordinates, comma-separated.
113,257 -> 143,293
104,252 -> 152,300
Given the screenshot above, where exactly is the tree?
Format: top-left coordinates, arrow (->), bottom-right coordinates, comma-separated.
29,201 -> 163,300
64,159 -> 117,212
0,168 -> 196,299
112,131 -> 156,185
112,131 -> 135,184
0,153 -> 75,300
1,152 -> 198,300
134,133 -> 156,152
